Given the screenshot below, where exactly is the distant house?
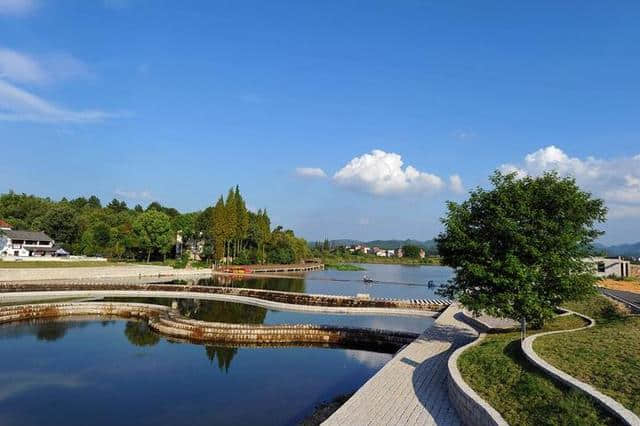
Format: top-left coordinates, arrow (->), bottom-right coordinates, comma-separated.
386,249 -> 395,257
376,251 -> 387,257
0,229 -> 56,257
419,248 -> 426,259
396,247 -> 403,258
0,219 -> 11,231
586,256 -> 630,278
362,246 -> 371,254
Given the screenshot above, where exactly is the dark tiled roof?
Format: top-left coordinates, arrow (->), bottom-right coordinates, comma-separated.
2,230 -> 53,242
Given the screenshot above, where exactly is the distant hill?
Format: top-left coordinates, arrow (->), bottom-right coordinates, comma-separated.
602,242 -> 640,257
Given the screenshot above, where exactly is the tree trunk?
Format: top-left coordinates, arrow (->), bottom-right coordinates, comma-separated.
520,318 -> 527,340
146,249 -> 151,263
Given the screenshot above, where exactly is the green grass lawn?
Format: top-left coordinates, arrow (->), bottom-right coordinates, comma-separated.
534,296 -> 640,416
458,313 -> 620,425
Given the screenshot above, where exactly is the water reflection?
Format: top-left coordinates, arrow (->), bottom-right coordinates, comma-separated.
124,321 -> 160,347
0,320 -> 389,425
205,346 -> 237,373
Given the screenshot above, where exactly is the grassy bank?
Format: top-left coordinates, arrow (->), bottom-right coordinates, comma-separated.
458,313 -> 618,425
320,253 -> 441,267
324,263 -> 366,271
535,295 -> 640,415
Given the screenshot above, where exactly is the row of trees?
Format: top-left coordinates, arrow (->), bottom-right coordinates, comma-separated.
0,187 -> 309,264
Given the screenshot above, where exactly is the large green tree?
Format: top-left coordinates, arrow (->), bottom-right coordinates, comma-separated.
436,171 -> 606,330
133,209 -> 173,262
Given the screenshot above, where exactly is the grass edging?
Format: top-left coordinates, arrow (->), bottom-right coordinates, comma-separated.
448,332 -> 509,426
522,308 -> 640,426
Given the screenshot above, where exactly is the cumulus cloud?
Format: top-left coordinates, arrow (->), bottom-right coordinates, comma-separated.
501,145 -> 640,217
449,174 -> 464,194
333,150 -> 445,196
0,0 -> 36,16
295,167 -> 327,178
114,190 -> 153,200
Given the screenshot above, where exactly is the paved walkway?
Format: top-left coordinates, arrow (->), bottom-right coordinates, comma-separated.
600,288 -> 640,313
324,305 -> 477,425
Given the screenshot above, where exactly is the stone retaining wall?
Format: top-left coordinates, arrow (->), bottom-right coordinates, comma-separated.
0,282 -> 449,312
0,301 -> 418,351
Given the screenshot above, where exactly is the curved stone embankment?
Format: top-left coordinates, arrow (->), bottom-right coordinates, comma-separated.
522,309 -> 640,426
447,333 -> 509,426
0,302 -> 419,350
0,282 -> 449,316
0,265 -> 213,282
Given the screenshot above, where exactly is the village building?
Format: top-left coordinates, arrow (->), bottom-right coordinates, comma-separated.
0,229 -> 57,257
419,248 -> 426,259
586,256 -> 631,278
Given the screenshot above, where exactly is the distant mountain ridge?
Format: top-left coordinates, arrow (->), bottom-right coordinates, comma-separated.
599,242 -> 640,257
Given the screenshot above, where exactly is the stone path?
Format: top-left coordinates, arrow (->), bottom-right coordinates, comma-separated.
323,305 -> 477,425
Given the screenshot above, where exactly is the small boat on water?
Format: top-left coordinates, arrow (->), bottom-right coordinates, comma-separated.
363,275 -> 375,284
427,280 -> 435,288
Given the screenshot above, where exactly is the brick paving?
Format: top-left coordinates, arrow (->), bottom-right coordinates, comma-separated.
324,305 -> 477,425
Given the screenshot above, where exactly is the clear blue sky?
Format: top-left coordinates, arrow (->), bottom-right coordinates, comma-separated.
1,1 -> 639,244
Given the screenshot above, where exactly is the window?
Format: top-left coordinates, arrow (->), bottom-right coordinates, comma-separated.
597,262 -> 605,273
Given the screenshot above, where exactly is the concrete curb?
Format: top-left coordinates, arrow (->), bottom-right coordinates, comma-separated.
521,309 -> 640,426
447,333 -> 510,426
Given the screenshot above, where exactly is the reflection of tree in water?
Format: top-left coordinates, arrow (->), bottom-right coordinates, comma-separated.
124,321 -> 160,346
197,277 -> 306,293
177,299 -> 268,324
36,321 -> 70,341
205,346 -> 237,373
35,321 -> 91,342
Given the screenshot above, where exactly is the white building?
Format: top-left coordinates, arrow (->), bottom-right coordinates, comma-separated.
586,256 -> 631,278
376,251 -> 387,257
0,229 -> 56,257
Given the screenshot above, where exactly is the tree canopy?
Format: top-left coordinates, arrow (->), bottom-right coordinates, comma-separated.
0,188 -> 309,265
436,171 -> 607,328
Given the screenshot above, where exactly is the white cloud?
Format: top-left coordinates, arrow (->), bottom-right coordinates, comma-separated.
452,129 -> 476,141
501,145 -> 640,217
0,0 -> 36,16
449,174 -> 464,194
0,47 -> 91,85
333,149 -> 445,196
0,47 -> 47,84
0,78 -> 119,123
114,190 -> 153,200
295,167 -> 327,178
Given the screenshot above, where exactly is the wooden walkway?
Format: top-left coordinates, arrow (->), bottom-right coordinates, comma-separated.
324,305 -> 477,425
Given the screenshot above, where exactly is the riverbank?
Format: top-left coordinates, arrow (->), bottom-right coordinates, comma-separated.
321,253 -> 441,266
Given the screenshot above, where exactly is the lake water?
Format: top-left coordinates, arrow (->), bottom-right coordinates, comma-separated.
191,264 -> 454,300
0,264 -> 452,425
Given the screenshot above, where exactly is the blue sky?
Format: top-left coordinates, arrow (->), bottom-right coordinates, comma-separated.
1,1 -> 639,244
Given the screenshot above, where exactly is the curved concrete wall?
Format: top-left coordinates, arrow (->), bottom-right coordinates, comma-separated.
0,282 -> 449,314
522,309 -> 640,426
447,334 -> 509,426
0,301 -> 419,350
